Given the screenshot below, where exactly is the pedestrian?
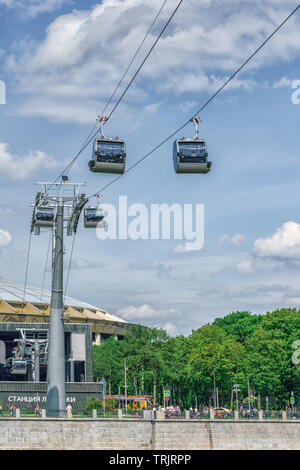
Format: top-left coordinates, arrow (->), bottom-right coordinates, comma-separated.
9,404 -> 15,417
0,403 -> 3,417
66,403 -> 73,418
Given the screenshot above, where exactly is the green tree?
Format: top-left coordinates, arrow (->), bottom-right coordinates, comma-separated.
187,324 -> 247,408
245,308 -> 300,407
93,336 -> 122,394
122,325 -> 169,405
213,311 -> 262,343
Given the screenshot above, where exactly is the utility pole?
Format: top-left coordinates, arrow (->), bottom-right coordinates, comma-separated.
213,374 -> 216,408
233,384 -> 240,411
248,377 -> 251,412
124,357 -> 128,416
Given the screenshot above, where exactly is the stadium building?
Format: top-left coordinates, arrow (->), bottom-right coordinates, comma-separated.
0,278 -> 131,407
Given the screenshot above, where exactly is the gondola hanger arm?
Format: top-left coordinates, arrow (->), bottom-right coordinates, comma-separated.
190,117 -> 202,140
96,115 -> 108,139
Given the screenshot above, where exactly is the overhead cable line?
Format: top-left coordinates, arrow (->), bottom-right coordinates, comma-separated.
21,230 -> 32,312
46,0 -> 177,190
87,3 -> 300,198
102,0 -> 169,118
71,0 -> 170,156
104,0 -> 183,123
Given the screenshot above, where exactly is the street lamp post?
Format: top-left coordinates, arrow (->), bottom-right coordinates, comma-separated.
248,378 -> 251,412
124,358 -> 128,416
233,384 -> 240,412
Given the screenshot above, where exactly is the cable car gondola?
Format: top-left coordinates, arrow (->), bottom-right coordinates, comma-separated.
84,206 -> 106,228
173,118 -> 212,174
88,116 -> 126,174
6,358 -> 27,375
11,359 -> 27,375
33,206 -> 55,228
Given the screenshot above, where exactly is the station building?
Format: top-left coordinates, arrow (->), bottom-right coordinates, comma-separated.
0,278 -> 132,407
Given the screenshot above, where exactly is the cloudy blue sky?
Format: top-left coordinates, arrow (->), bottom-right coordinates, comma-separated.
1,0 -> 300,336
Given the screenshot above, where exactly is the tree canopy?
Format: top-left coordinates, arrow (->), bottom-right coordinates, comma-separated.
92,308 -> 300,409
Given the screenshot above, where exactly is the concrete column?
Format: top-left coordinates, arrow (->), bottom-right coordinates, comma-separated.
118,409 -> 123,419
16,409 -> 20,418
210,410 -> 215,420
156,410 -> 165,420
185,410 -> 190,420
94,333 -> 101,345
41,409 -> 46,418
234,410 -> 239,421
282,411 -> 287,420
70,361 -> 75,382
92,409 -> 97,419
258,410 -> 263,421
143,410 -> 153,420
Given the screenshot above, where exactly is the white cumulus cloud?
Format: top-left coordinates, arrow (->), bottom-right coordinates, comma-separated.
0,229 -> 12,247
235,258 -> 256,274
0,0 -> 70,17
219,233 -> 245,246
117,304 -> 161,320
160,322 -> 176,336
273,76 -> 293,88
253,221 -> 300,261
0,142 -> 59,181
117,304 -> 179,322
7,0 -> 300,123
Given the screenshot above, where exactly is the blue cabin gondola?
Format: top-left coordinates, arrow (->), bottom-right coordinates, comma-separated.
173,138 -> 212,174
84,207 -> 106,228
6,358 -> 27,375
11,359 -> 27,375
89,138 -> 126,174
34,206 -> 55,228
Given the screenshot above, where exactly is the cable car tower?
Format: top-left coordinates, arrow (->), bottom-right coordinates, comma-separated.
31,178 -> 88,417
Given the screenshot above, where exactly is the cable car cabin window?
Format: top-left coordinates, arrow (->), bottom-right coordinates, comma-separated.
85,209 -> 104,222
96,141 -> 125,162
178,141 -> 207,158
36,208 -> 54,221
11,359 -> 27,374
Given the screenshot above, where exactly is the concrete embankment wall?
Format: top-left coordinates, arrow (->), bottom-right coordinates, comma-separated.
0,419 -> 299,450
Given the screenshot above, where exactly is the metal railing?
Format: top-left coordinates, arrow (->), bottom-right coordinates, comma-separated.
121,409 -> 143,419
190,411 -> 210,420
262,411 -> 282,420
1,407 -> 299,420
165,410 -> 186,419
